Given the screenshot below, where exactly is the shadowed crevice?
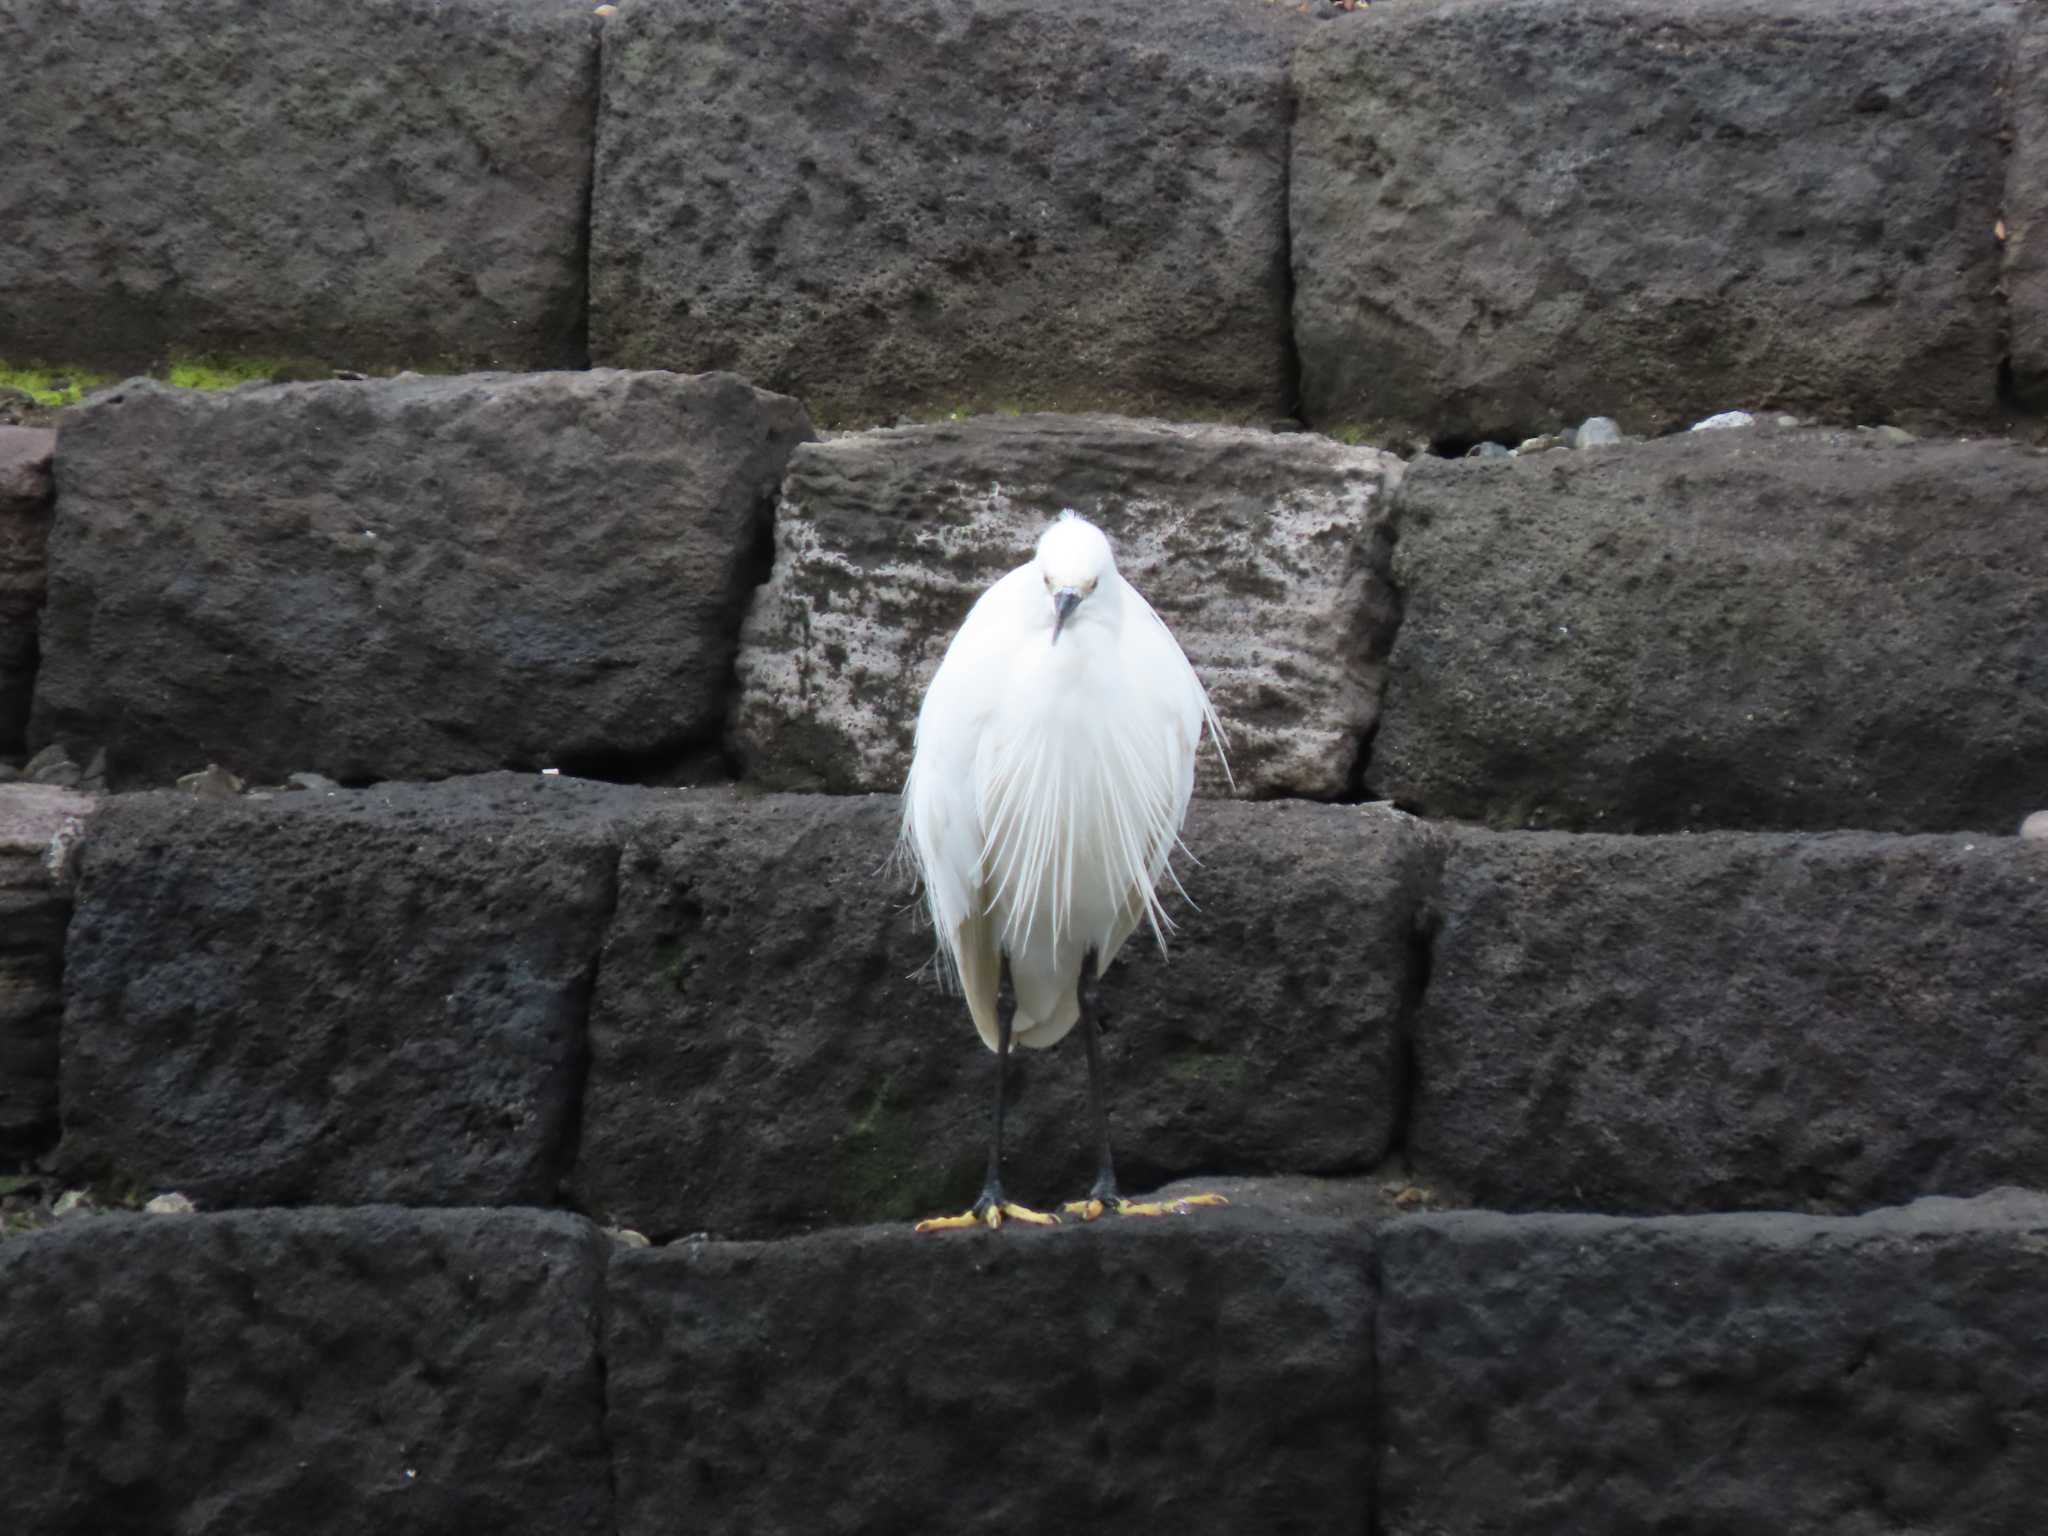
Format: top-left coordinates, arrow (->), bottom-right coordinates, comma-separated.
548,840 -> 629,1212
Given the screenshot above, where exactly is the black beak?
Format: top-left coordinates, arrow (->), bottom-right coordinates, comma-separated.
1051,587 -> 1083,644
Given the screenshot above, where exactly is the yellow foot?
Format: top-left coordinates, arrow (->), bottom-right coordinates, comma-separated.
914,1201 -> 1061,1234
1060,1193 -> 1231,1221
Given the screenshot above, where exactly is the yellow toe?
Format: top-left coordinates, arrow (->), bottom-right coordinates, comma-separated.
913,1211 -> 985,1234
1061,1198 -> 1107,1222
1114,1192 -> 1231,1219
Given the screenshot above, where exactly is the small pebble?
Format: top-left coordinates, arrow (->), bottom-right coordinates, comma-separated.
25,744 -> 81,788
176,763 -> 245,799
1774,414 -> 1803,429
1857,424 -> 1917,446
144,1192 -> 197,1215
2021,810 -> 2048,841
1576,416 -> 1623,449
541,766 -> 563,777
1690,410 -> 1754,432
52,1189 -> 95,1218
1465,441 -> 1513,460
288,771 -> 341,792
607,1226 -> 652,1248
1517,434 -> 1567,455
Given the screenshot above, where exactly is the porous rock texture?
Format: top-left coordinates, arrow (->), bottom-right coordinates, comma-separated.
1409,828 -> 2048,1214
0,0 -> 597,371
570,791 -> 1431,1239
0,784 -> 91,1156
1378,1191 -> 2048,1534
2004,4 -> 2048,407
1371,427 -> 2048,832
590,0 -> 1306,425
58,777 -> 643,1206
32,371 -> 812,789
0,1207 -> 613,1536
0,426 -> 55,753
733,415 -> 1402,799
1292,0 -> 2014,443
606,1209 -> 1373,1536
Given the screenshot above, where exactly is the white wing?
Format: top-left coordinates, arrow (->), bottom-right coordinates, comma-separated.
900,566 -> 1036,1050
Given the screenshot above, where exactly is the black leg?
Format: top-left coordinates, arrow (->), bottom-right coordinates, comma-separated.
1079,948 -> 1121,1207
972,1007 -> 1016,1219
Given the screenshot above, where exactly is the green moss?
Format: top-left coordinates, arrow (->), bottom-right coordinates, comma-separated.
2,351 -> 474,409
165,355 -> 298,391
652,937 -> 692,995
1164,1047 -> 1251,1095
826,1076 -> 974,1223
0,362 -> 120,406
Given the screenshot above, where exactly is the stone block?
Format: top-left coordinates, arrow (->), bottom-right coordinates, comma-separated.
1409,828 -> 2048,1213
1293,0 -> 2013,442
32,371 -> 811,788
0,1206 -> 612,1536
1372,428 -> 2048,832
1378,1192 -> 2048,1534
570,791 -> 1430,1238
58,777 -> 637,1205
0,0 -> 599,371
0,783 -> 91,1156
734,415 -> 1401,798
606,1209 -> 1372,1535
591,0 -> 1306,424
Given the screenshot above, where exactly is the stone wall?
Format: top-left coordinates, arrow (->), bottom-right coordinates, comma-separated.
7,0 -> 2047,439
6,0 -> 2048,1531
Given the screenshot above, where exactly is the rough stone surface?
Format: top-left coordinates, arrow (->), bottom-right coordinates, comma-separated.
1410,828 -> 2048,1214
0,0 -> 598,371
31,372 -> 812,789
0,784 -> 92,1156
1293,0 -> 2013,443
1378,1192 -> 2048,1534
571,791 -> 1430,1240
733,416 -> 1402,798
0,426 -> 55,754
58,777 -> 640,1206
607,1210 -> 1372,1535
0,1206 -> 613,1536
591,0 -> 1306,425
1372,428 -> 2048,832
2006,6 -> 2048,407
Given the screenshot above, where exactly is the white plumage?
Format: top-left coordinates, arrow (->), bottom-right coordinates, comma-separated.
901,513 -> 1225,1053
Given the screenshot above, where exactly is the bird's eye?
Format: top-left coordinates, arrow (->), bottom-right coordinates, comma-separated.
1043,573 -> 1052,590
1082,578 -> 1098,595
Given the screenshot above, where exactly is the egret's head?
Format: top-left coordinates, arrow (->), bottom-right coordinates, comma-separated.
1033,512 -> 1118,646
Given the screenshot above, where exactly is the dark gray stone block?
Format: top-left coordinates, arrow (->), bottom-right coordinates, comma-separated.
31,371 -> 812,789
1378,1192 -> 2048,1534
2004,6 -> 2048,407
590,0 -> 1306,425
570,791 -> 1431,1239
1293,0 -> 2014,443
606,1210 -> 1372,1536
0,784 -> 91,1157
57,777 -> 641,1206
1371,428 -> 2048,832
1410,828 -> 2048,1213
0,1206 -> 612,1536
0,0 -> 598,372
733,415 -> 1403,798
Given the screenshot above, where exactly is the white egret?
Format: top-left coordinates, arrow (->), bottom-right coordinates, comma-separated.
902,511 -> 1229,1231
